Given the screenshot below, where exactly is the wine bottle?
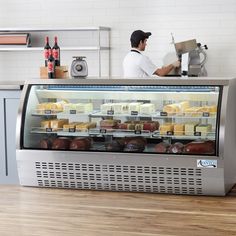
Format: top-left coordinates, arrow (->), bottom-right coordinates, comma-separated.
47,49 -> 55,78
52,36 -> 60,66
44,36 -> 51,67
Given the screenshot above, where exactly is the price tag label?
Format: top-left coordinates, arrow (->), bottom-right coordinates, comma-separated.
100,129 -> 107,134
107,110 -> 114,115
194,131 -> 201,136
131,111 -> 138,115
44,110 -> 52,114
135,130 -> 142,135
70,110 -> 76,114
69,128 -> 75,132
46,128 -> 52,132
167,131 -> 173,135
203,112 -> 210,117
160,111 -> 168,117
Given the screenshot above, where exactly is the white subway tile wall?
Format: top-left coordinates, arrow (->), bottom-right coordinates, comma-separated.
0,0 -> 235,80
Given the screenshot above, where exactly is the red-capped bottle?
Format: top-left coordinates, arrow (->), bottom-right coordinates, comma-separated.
44,36 -> 51,67
52,36 -> 60,66
47,49 -> 55,78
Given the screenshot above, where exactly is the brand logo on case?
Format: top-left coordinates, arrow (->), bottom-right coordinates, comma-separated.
197,160 -> 217,168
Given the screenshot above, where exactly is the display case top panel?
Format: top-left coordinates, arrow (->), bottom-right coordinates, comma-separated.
22,83 -> 222,156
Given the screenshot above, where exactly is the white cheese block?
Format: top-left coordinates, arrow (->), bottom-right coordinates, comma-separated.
76,103 -> 93,113
195,124 -> 212,137
101,103 -> 113,114
128,102 -> 143,113
184,122 -> 199,136
140,103 -> 155,115
112,103 -> 129,114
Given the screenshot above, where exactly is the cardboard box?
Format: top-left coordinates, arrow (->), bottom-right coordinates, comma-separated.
40,66 -> 69,79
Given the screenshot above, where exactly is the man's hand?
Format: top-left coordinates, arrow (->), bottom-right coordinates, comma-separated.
172,60 -> 181,68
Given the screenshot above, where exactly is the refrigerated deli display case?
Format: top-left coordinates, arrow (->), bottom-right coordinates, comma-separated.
16,78 -> 236,195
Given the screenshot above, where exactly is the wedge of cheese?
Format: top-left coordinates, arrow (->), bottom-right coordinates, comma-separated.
163,101 -> 190,115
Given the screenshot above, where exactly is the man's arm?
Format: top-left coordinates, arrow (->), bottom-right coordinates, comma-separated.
154,60 -> 181,76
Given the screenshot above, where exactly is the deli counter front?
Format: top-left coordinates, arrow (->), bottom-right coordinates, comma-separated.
16,78 -> 236,195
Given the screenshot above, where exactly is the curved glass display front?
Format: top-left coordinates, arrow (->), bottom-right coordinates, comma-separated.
22,84 -> 221,156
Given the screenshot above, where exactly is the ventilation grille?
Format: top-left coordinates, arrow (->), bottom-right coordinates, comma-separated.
35,162 -> 203,195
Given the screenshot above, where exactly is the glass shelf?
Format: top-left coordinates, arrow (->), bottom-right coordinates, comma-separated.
31,127 -> 215,140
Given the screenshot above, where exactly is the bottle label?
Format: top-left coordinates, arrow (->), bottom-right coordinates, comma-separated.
48,61 -> 54,73
44,49 -> 50,59
52,49 -> 59,60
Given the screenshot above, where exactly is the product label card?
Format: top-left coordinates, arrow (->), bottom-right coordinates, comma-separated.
69,128 -> 75,132
100,129 -> 107,134
194,131 -> 201,136
131,111 -> 138,115
202,112 -> 210,117
160,111 -> 168,116
167,131 -> 174,135
107,110 -> 114,115
134,130 -> 142,135
70,110 -> 76,114
197,159 -> 217,168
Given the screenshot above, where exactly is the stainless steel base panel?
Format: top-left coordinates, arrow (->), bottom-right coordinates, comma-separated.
16,150 -> 228,196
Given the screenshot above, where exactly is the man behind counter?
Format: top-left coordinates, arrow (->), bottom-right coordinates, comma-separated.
123,30 -> 180,78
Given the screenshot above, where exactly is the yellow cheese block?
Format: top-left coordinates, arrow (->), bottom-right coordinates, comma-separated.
174,124 -> 185,136
51,119 -> 69,130
195,124 -> 212,137
159,123 -> 174,135
41,120 -> 54,128
63,122 -> 82,131
163,101 -> 190,115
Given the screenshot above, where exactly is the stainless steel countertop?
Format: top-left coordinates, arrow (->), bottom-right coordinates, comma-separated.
0,81 -> 24,90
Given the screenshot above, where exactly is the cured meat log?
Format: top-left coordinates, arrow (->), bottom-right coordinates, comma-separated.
52,137 -> 71,150
154,142 -> 170,153
106,139 -> 125,152
123,137 -> 146,152
70,137 -> 92,150
183,140 -> 215,155
168,142 -> 184,154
